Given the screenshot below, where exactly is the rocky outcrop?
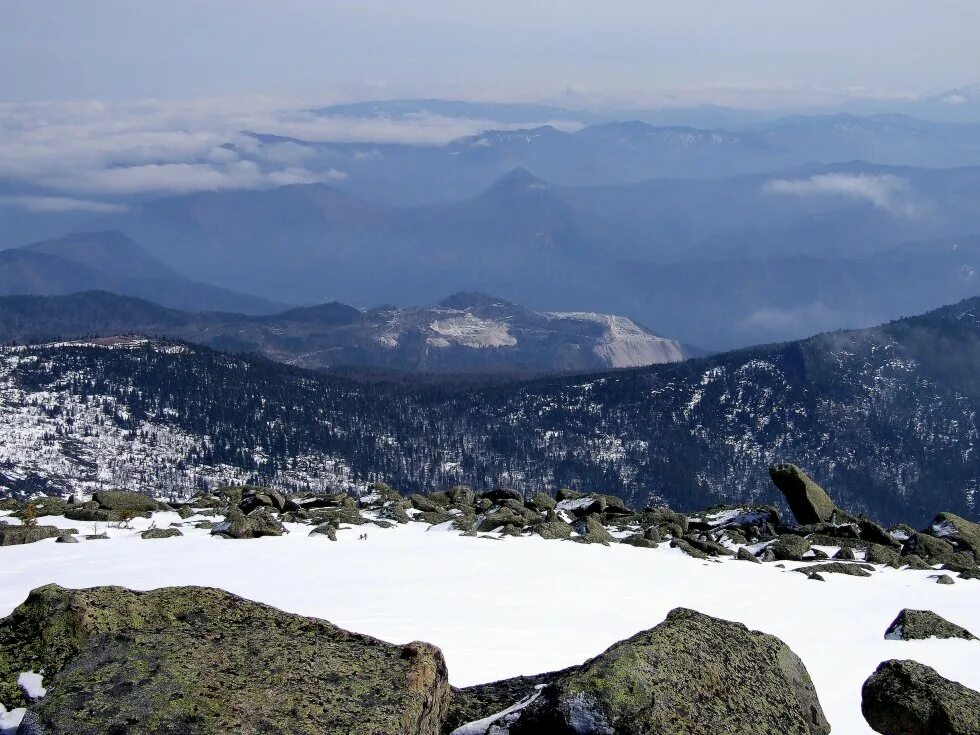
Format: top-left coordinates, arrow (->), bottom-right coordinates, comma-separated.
0,584 -> 451,734
211,507 -> 286,539
140,527 -> 183,540
862,659 -> 980,735
884,609 -> 977,641
793,562 -> 873,578
92,489 -> 162,513
768,464 -> 838,524
0,526 -> 76,546
928,513 -> 980,563
509,607 -> 829,735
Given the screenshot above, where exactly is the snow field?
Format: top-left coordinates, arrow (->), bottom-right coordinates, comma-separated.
0,510 -> 978,734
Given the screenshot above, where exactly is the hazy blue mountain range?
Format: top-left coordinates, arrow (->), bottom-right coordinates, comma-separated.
1,296 -> 976,525
0,232 -> 283,314
53,161 -> 980,350
0,290 -> 692,374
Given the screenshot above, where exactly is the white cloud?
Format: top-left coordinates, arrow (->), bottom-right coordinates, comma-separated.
0,97 -> 578,199
0,195 -> 128,213
763,173 -> 918,217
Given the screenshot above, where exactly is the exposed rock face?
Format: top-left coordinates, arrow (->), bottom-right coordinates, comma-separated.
0,585 -> 451,734
0,526 -> 76,546
92,490 -> 161,512
510,607 -> 829,735
884,609 -> 977,641
768,464 -> 838,525
862,659 -> 980,735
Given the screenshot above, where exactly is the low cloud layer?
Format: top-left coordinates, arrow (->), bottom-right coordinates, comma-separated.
0,195 -> 129,214
0,98 -> 572,201
763,173 -> 918,217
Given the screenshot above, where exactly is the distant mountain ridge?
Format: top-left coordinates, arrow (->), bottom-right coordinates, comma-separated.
0,290 -> 692,373
0,232 -> 284,314
0,296 -> 976,525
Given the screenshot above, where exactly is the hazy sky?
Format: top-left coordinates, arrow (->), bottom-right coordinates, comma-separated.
3,0 -> 980,106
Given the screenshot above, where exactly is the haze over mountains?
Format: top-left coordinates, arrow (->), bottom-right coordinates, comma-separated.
1,95 -> 980,352
0,290 -> 691,374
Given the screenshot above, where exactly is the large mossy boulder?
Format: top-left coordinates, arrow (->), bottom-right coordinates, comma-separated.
768,464 -> 838,525
0,584 -> 450,734
862,659 -> 980,735
0,525 -> 69,546
884,609 -> 977,641
510,607 -> 829,735
92,490 -> 161,513
771,534 -> 811,561
928,513 -> 980,563
211,508 -> 285,539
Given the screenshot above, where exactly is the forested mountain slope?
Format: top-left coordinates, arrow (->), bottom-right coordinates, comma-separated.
0,297 -> 977,525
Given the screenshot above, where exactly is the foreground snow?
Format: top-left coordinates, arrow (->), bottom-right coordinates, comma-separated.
1,511 -> 978,734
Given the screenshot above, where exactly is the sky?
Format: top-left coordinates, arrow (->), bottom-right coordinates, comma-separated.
2,0 -> 980,107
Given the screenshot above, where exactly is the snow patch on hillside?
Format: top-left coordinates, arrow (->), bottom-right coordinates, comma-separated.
428,314 -> 517,349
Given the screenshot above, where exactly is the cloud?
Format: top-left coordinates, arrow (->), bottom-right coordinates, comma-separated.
0,97 -> 580,201
763,173 -> 918,217
0,195 -> 129,213
737,302 -> 850,339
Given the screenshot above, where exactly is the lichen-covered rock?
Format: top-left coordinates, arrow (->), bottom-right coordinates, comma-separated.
867,543 -> 902,567
884,609 -> 977,641
511,607 -> 829,735
212,508 -> 285,539
55,534 -> 79,544
481,488 -> 524,503
903,532 -> 959,566
772,534 -> 811,561
792,562 -> 873,578
140,527 -> 183,540
681,534 -> 735,557
0,526 -> 72,546
310,523 -> 338,540
534,519 -> 574,540
737,547 -> 762,563
862,659 -> 980,735
768,464 -> 838,524
928,513 -> 980,563
670,538 -> 710,560
932,574 -> 956,585
0,585 -> 451,734
239,486 -> 287,513
92,489 -> 161,512
572,514 -> 614,545
526,492 -> 557,512
65,507 -> 150,523
379,503 -> 412,524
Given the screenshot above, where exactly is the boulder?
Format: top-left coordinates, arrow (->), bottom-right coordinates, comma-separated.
862,659 -> 980,735
0,584 -> 450,734
447,486 -> 476,507
310,523 -> 337,540
768,464 -> 838,524
211,508 -> 285,539
572,514 -> 614,545
55,534 -> 79,544
833,546 -> 856,560
65,508 -> 149,523
238,486 -> 287,514
903,532 -> 959,566
884,609 -> 977,641
927,513 -> 980,563
682,534 -> 735,557
176,505 -> 195,519
671,538 -> 711,560
792,562 -> 873,578
379,504 -> 412,524
737,547 -> 762,563
140,528 -> 183,540
867,543 -> 902,567
0,526 -> 72,546
409,493 -> 447,513
92,489 -> 161,512
556,488 -> 585,502
511,607 -> 829,735
526,492 -> 557,512
932,574 -> 956,585
772,534 -> 811,561
534,520 -> 574,540
481,488 -> 524,503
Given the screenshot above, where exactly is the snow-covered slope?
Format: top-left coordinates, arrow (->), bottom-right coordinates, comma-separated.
1,510 -> 978,735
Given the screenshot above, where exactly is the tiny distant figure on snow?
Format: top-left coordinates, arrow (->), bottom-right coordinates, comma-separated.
358,533 -> 368,541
